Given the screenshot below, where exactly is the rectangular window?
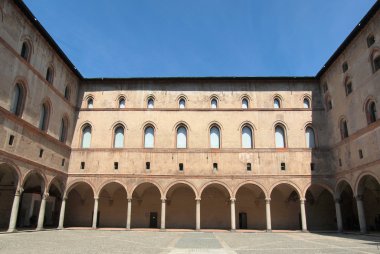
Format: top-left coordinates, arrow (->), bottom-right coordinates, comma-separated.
61,159 -> 65,167
322,83 -> 328,93
310,163 -> 315,171
339,159 -> 342,167
179,163 -> 184,171
281,162 -> 286,171
247,163 -> 252,171
213,163 -> 218,171
80,162 -> 85,169
359,150 -> 363,159
39,149 -> 44,158
8,135 -> 14,146
346,82 -> 352,95
146,162 -> 150,170
114,162 -> 119,170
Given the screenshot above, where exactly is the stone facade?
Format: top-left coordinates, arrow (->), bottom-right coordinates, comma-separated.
0,0 -> 379,233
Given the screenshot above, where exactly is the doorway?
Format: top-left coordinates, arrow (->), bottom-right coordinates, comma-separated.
149,212 -> 158,228
239,212 -> 247,229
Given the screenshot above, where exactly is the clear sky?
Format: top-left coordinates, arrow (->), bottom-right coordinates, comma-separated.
24,0 -> 376,78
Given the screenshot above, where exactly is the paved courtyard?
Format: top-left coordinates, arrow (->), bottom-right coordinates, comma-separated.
0,230 -> 379,254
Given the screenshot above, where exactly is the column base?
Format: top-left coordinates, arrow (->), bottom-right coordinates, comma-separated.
301,229 -> 309,233
266,229 -> 272,232
160,228 -> 166,232
230,229 -> 236,232
57,227 -> 64,230
36,227 -> 44,231
7,228 -> 17,233
92,227 -> 97,230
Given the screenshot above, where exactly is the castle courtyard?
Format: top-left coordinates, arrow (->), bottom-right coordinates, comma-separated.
0,230 -> 378,254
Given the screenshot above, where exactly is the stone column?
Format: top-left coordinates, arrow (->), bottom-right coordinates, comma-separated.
300,198 -> 307,232
36,192 -> 49,231
57,197 -> 67,230
196,198 -> 201,230
265,198 -> 272,232
230,198 -> 236,231
160,199 -> 166,230
335,198 -> 343,232
356,195 -> 367,233
92,197 -> 99,229
8,188 -> 23,233
126,198 -> 132,229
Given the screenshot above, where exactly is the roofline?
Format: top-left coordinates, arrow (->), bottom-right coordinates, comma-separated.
13,0 -> 83,79
14,0 -> 379,81
83,76 -> 317,83
316,1 -> 380,79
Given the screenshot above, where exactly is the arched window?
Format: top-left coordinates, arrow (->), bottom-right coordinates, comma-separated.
211,98 -> 218,109
87,98 -> 93,109
366,101 -> 377,124
114,126 -> 124,148
144,126 -> 154,148
179,98 -> 186,109
305,127 -> 316,148
242,98 -> 249,109
64,86 -> 70,100
176,126 -> 187,148
373,55 -> 380,73
242,126 -> 253,148
20,42 -> 30,61
303,98 -> 310,108
147,98 -> 154,109
119,98 -> 126,108
274,98 -> 281,108
275,125 -> 286,148
345,80 -> 353,95
340,119 -> 349,140
325,95 -> 332,111
46,67 -> 54,84
81,125 -> 92,148
39,102 -> 50,131
10,83 -> 25,117
59,117 -> 68,143
210,126 -> 220,148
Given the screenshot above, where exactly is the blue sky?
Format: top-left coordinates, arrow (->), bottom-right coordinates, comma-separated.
24,0 -> 376,78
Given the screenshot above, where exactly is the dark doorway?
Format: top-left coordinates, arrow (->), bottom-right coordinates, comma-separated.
149,212 -> 158,228
239,212 -> 247,229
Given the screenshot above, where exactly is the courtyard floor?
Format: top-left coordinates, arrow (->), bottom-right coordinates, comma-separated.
0,230 -> 379,254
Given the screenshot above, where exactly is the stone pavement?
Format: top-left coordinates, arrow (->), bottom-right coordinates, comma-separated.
0,230 -> 378,254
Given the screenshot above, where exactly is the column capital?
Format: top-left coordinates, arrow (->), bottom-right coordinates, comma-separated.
42,192 -> 49,199
300,198 -> 306,203
355,195 -> 363,201
334,198 -> 341,203
161,198 -> 166,203
94,197 -> 99,200
230,198 -> 236,202
16,187 -> 24,196
62,196 -> 68,201
127,198 -> 132,202
195,198 -> 201,201
265,198 -> 271,203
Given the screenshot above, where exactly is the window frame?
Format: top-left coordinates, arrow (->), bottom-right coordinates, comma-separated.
10,82 -> 26,117
209,125 -> 221,149
81,124 -> 92,148
274,124 -> 287,148
305,126 -> 317,148
144,125 -> 155,148
113,125 -> 125,148
241,125 -> 254,149
176,125 -> 188,149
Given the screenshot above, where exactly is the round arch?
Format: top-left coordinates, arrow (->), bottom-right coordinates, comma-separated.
232,181 -> 268,199
47,176 -> 66,195
164,180 -> 198,199
0,160 -> 22,185
129,180 -> 164,199
335,178 -> 354,198
354,172 -> 380,196
96,180 -> 128,198
302,182 -> 334,198
65,179 -> 96,199
269,181 -> 302,198
21,170 -> 47,191
199,181 -> 232,198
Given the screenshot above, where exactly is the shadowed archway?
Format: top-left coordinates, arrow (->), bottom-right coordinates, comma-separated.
0,163 -> 19,229
357,175 -> 380,231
